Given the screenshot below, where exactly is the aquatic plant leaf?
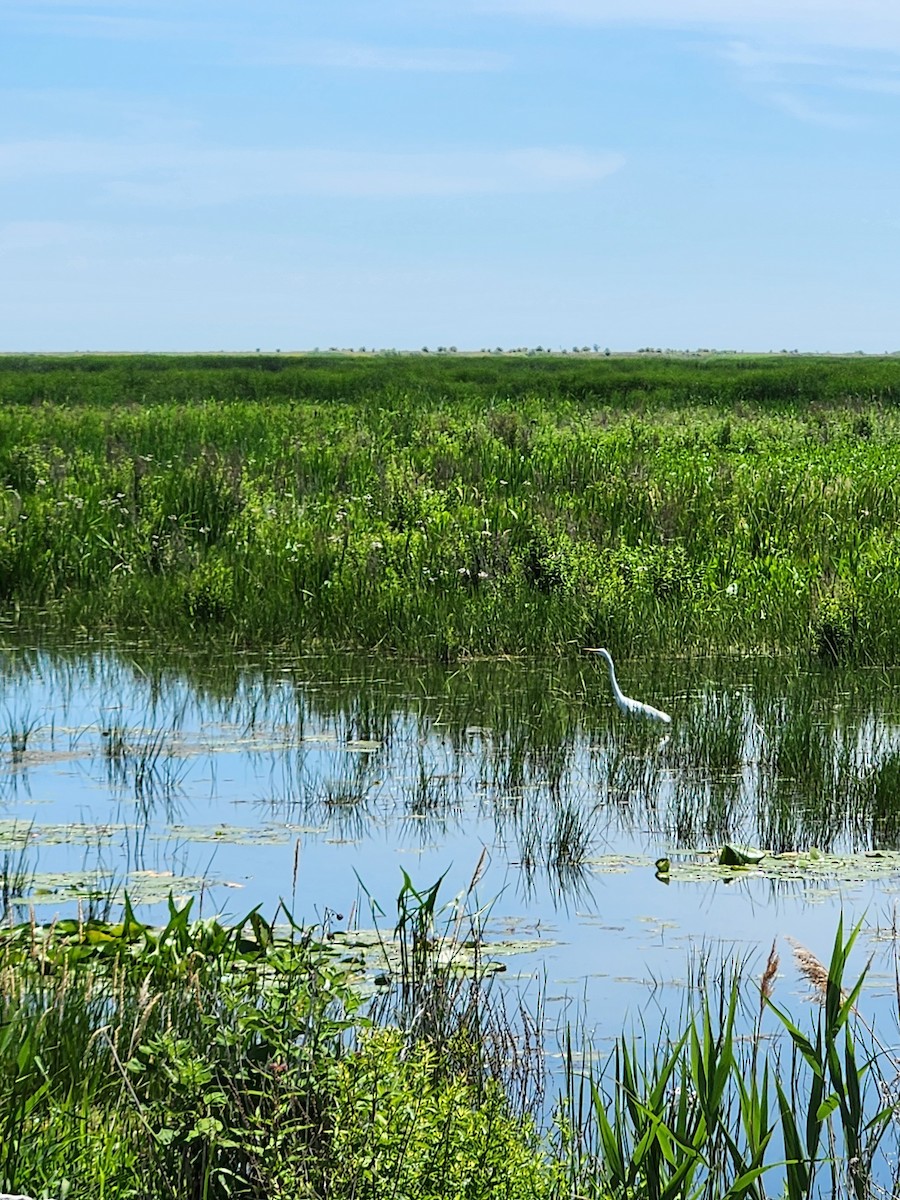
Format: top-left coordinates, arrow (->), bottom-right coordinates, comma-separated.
0,819 -> 129,847
589,848 -> 900,888
719,845 -> 766,867
160,823 -> 324,844
16,869 -> 217,906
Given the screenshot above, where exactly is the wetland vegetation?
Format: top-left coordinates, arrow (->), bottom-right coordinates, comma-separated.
1,353 -> 899,660
3,354 -> 900,1197
2,865 -> 898,1200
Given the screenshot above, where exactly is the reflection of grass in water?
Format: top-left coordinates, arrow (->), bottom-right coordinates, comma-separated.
94,711 -> 190,823
3,706 -> 41,763
510,792 -> 598,905
667,774 -> 744,846
5,646 -> 900,902
670,686 -> 747,775
1,840 -> 33,921
854,750 -> 900,847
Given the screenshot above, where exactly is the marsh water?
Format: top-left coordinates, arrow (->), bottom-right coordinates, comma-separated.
3,637 -> 900,1041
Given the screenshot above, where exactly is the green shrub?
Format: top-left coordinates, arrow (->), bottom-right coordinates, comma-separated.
271,1028 -> 555,1200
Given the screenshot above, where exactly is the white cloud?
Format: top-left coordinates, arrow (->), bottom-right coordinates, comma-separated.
3,6 -> 506,76
716,35 -> 900,127
0,88 -> 204,141
2,7 -> 205,41
15,0 -> 900,55
5,1 -> 148,7
0,139 -> 623,204
765,91 -> 862,130
6,19 -> 504,77
0,219 -> 96,253
834,73 -> 900,96
721,41 -> 842,75
251,39 -> 507,72
473,0 -> 900,51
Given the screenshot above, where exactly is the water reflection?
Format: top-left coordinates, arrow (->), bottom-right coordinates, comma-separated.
3,643 -> 900,1059
2,646 -> 900,877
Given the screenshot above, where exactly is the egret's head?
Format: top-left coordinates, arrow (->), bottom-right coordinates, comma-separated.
584,647 -> 613,668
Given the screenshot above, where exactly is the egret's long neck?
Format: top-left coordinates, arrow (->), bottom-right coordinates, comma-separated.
603,656 -> 624,704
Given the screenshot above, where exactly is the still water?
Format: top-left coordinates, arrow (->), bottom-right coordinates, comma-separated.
2,639 -> 900,1040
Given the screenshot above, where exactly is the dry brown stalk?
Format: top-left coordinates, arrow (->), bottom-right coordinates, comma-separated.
127,970 -> 162,1057
760,939 -> 779,1009
467,845 -> 489,897
787,936 -> 839,1003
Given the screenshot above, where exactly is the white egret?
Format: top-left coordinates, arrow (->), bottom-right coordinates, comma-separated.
585,647 -> 672,724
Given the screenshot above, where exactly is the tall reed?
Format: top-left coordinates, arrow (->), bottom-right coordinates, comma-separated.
566,917 -> 897,1199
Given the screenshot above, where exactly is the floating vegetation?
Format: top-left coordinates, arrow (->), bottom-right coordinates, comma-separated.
20,869 -> 218,907
594,846 -> 900,888
0,819 -> 130,847
161,822 -> 325,844
326,927 -> 517,981
585,853 -> 651,875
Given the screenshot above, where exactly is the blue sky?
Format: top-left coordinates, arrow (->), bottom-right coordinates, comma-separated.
2,0 -> 899,352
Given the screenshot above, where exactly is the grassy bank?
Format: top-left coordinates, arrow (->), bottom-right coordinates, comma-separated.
1,354 -> 899,659
0,879 -> 555,1200
1,875 -> 895,1200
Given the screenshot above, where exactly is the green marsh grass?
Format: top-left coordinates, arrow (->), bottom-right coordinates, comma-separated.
2,853 -> 900,1199
562,919 -> 898,1200
0,887 -> 554,1200
2,354 -> 900,659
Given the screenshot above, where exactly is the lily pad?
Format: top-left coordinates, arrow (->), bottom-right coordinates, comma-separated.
719,844 -> 766,867
586,847 -> 900,888
160,823 -> 324,845
664,849 -> 900,886
0,820 -> 129,848
14,870 -> 217,906
323,926 -> 559,980
585,854 -> 653,875
475,937 -> 561,956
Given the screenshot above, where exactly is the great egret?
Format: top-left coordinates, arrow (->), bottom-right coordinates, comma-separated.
585,647 -> 672,724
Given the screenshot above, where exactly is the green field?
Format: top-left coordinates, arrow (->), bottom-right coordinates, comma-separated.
1,353 -> 898,660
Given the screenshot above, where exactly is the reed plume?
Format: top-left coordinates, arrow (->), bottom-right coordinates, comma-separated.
787,936 -> 833,1002
760,939 -> 779,1009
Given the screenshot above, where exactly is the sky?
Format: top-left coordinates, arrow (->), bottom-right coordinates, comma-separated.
2,0 -> 899,353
